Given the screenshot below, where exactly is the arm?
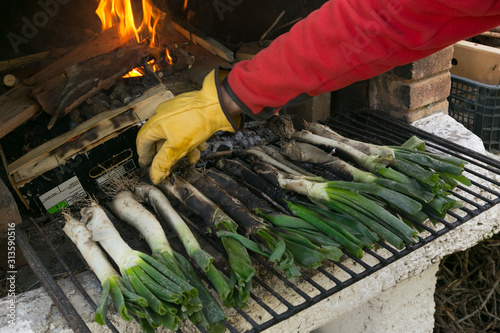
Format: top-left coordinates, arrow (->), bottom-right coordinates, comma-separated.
225,0 -> 500,118
137,0 -> 500,183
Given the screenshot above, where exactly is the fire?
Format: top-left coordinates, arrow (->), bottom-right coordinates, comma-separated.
165,49 -> 173,65
96,0 -> 170,78
122,59 -> 161,78
122,67 -> 145,78
96,0 -> 165,45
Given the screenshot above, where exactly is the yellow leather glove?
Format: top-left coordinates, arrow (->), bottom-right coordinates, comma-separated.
136,69 -> 239,184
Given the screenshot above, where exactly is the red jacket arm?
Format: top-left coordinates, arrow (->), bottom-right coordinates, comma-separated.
226,0 -> 500,116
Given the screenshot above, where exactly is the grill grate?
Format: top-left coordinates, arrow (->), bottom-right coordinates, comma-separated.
15,110 -> 500,333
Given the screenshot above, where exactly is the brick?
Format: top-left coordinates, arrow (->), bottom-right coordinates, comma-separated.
369,71 -> 451,112
391,46 -> 453,80
377,99 -> 449,122
406,99 -> 449,123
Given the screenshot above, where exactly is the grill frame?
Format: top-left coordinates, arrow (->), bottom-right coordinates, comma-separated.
15,110 -> 500,333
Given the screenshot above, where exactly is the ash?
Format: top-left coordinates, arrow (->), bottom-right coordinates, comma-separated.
203,120 -> 279,154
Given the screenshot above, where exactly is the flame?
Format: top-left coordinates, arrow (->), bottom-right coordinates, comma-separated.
96,0 -> 165,45
165,49 -> 173,65
122,59 -> 162,78
122,67 -> 145,78
183,0 -> 188,10
95,0 -> 169,78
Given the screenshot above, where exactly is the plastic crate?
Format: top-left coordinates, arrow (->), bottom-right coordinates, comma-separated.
448,74 -> 500,152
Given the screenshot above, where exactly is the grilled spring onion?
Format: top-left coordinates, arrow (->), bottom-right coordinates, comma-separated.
205,168 -> 276,215
245,146 -> 306,176
81,202 -> 197,331
293,124 -> 468,218
258,145 -> 317,176
292,201 -> 379,245
281,142 -> 424,215
253,162 -> 418,249
216,158 -> 293,207
260,201 -> 378,251
205,168 -> 343,261
109,191 -> 226,332
112,189 -> 234,312
158,174 -> 255,306
306,123 -> 471,191
183,169 -> 315,278
109,191 -> 199,306
63,216 -> 148,327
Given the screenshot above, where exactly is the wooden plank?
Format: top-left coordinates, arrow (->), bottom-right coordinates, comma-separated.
0,84 -> 41,139
24,27 -> 127,86
0,46 -> 74,74
15,113 -> 137,184
451,40 -> 500,85
170,21 -> 235,63
479,31 -> 500,39
7,23 -> 232,184
7,84 -> 174,182
0,51 -> 50,74
0,144 -> 30,209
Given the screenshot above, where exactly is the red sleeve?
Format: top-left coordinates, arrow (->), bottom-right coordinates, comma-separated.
226,0 -> 500,116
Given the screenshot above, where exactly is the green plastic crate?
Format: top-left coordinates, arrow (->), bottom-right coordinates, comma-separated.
449,74 -> 500,152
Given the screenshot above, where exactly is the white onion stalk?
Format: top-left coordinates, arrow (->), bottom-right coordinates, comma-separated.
132,185 -> 233,307
63,217 -> 146,325
110,191 -> 227,328
81,202 -> 193,331
259,167 -> 330,202
110,191 -> 175,265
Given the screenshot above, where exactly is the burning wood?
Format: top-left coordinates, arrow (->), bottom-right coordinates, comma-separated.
23,0 -> 168,129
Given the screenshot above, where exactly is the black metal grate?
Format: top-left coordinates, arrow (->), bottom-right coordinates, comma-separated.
15,110 -> 500,333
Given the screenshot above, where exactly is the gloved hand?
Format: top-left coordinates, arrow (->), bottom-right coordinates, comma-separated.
136,68 -> 240,184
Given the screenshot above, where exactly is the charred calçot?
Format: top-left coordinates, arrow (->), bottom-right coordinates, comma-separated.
158,175 -> 255,307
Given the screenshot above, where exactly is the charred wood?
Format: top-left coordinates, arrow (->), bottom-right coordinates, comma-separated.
35,42 -> 155,129
24,27 -> 126,86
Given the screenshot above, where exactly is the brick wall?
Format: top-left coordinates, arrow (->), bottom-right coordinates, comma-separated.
368,46 -> 454,122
